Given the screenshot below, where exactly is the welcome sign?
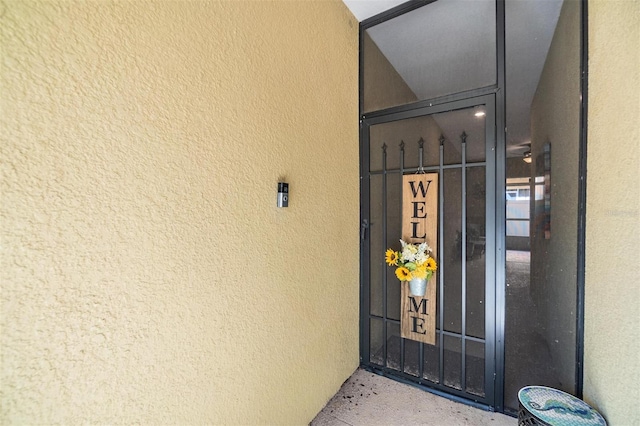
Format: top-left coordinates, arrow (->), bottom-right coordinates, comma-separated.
401,173 -> 438,345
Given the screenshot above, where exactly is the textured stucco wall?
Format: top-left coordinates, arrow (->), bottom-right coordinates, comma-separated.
584,0 -> 640,423
529,0 -> 580,394
0,1 -> 359,424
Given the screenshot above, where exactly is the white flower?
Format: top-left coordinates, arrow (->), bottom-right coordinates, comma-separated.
418,242 -> 432,254
398,239 -> 434,264
401,247 -> 416,262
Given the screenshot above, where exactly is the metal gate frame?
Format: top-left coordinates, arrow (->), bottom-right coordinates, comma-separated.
360,95 -> 498,409
358,0 -> 587,415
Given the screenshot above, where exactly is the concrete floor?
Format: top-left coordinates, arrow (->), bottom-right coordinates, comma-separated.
311,369 -> 515,426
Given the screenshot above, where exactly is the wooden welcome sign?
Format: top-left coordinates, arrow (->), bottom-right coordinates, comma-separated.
401,173 -> 438,345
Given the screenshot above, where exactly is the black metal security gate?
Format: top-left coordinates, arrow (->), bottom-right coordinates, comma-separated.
360,95 -> 497,408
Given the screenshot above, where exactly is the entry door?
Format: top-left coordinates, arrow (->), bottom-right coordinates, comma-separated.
360,96 -> 496,407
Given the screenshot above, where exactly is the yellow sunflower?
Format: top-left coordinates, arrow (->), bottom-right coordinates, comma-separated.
395,267 -> 411,281
385,249 -> 399,266
412,265 -> 427,279
426,257 -> 437,271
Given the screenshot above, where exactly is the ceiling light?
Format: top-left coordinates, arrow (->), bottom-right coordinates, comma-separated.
523,150 -> 532,163
474,111 -> 486,117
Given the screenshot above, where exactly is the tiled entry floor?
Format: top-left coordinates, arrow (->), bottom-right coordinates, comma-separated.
311,368 -> 515,426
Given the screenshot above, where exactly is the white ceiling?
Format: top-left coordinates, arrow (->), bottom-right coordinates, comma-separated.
366,0 -> 497,101
342,0 -> 407,22
343,0 -> 563,157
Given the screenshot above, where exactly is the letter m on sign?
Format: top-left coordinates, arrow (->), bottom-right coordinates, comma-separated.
409,296 -> 428,315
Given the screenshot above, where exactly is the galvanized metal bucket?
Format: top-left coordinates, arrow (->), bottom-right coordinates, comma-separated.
409,277 -> 427,297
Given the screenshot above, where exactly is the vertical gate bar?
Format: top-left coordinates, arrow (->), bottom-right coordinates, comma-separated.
418,137 -> 425,172
399,141 -> 405,374
488,96 -> 500,406
461,132 -> 468,392
358,17 -> 367,371
360,120 -> 371,366
575,0 -> 588,399
382,143 -> 388,367
438,134 -> 445,385
418,138 -> 425,379
495,0 -> 507,410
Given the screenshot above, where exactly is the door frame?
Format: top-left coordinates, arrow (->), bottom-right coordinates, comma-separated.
359,0 -> 588,414
359,94 -> 499,409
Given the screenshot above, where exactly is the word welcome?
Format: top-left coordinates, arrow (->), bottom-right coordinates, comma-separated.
401,173 -> 438,345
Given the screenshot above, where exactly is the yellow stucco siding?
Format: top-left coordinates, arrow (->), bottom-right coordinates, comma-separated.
585,0 -> 640,423
0,1 -> 359,424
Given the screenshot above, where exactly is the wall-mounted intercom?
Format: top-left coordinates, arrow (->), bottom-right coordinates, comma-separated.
277,182 -> 289,208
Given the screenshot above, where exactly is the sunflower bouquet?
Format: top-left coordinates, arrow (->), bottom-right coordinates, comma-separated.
385,239 -> 437,282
